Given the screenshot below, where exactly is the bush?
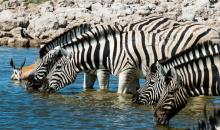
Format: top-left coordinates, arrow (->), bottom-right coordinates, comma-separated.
27,0 -> 48,4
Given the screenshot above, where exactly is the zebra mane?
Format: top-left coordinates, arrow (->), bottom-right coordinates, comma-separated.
39,23 -> 92,58
60,24 -> 123,50
160,41 -> 220,68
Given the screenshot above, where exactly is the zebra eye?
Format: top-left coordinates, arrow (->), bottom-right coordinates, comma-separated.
168,91 -> 175,95
56,65 -> 62,70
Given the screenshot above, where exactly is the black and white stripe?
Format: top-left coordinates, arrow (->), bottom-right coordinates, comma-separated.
133,42 -> 220,105
38,21 -> 220,94
154,46 -> 220,125
30,16 -> 183,91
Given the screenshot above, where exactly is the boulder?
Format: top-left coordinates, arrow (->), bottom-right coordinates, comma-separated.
8,38 -> 29,47
28,13 -> 59,37
56,0 -> 75,8
181,5 -> 197,21
10,27 -> 22,38
0,37 -> 8,46
29,39 -> 41,47
0,0 -> 27,10
40,1 -> 54,14
0,10 -> 18,31
0,31 -> 13,38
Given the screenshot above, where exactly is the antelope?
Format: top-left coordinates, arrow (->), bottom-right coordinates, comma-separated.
10,58 -> 35,80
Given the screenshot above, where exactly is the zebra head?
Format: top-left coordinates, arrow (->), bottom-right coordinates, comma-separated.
132,61 -> 166,105
39,50 -> 77,93
26,48 -> 64,90
154,67 -> 188,125
10,58 -> 26,80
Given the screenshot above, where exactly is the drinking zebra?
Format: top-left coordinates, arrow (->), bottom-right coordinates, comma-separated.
27,14 -> 220,94
37,15 -> 181,89
133,42 -> 220,105
27,15 -> 182,91
32,22 -> 220,94
152,50 -> 220,125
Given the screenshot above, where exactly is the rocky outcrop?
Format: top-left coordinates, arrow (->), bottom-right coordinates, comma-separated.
0,0 -> 219,47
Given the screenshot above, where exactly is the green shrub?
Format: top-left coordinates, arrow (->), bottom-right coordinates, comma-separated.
27,0 -> 48,4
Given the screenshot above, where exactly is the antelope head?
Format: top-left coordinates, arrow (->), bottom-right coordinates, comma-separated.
10,58 -> 26,80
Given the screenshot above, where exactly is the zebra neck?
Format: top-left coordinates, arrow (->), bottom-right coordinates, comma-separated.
161,44 -> 220,71
66,29 -> 123,73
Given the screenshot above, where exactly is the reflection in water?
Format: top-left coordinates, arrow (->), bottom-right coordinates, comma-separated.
1,47 -> 220,129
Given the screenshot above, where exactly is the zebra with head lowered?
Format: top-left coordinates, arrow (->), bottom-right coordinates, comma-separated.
26,23 -> 94,89
136,43 -> 220,125
27,15 -> 182,91
133,41 -> 220,105
154,49 -> 220,125
30,19 -> 220,94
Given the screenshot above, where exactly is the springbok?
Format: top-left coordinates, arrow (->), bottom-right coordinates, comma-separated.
10,58 -> 35,80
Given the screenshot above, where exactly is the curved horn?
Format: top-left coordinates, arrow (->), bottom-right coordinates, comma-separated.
20,58 -> 26,69
10,58 -> 15,69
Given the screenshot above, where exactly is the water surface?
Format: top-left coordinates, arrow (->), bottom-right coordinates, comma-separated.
0,47 -> 219,129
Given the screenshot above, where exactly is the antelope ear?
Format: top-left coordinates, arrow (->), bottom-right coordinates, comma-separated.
164,67 -> 176,85
20,58 -> 26,69
10,58 -> 15,69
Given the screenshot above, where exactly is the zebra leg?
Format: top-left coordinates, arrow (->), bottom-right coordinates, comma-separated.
97,69 -> 110,90
83,73 -> 97,89
118,70 -> 139,94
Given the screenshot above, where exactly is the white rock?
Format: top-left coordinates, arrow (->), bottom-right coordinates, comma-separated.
181,5 -> 197,21
0,10 -> 16,22
40,1 -> 54,14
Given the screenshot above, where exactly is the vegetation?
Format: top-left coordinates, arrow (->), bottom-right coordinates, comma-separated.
27,0 -> 48,4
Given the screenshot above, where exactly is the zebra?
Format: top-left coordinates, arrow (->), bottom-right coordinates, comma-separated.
39,15 -> 181,58
27,15 -> 183,91
36,16 -> 182,89
132,61 -> 166,105
26,48 -> 64,89
132,42 -> 220,105
34,21 -> 220,94
153,50 -> 220,125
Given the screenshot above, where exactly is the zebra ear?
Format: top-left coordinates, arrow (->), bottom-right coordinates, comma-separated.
156,61 -> 166,75
60,48 -> 68,57
164,67 -> 176,85
150,61 -> 160,73
10,58 -> 16,69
